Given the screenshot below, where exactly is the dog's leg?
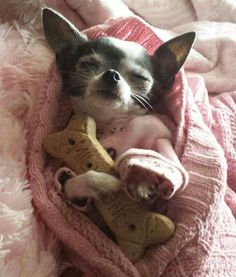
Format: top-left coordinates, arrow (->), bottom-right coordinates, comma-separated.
64,170 -> 122,200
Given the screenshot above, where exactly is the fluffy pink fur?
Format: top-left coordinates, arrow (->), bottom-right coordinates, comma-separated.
0,22 -> 59,276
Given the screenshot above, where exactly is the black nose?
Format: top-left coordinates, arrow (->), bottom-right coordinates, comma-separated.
102,70 -> 120,85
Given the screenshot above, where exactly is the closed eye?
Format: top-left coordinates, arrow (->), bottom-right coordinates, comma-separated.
78,55 -> 101,71
131,73 -> 150,82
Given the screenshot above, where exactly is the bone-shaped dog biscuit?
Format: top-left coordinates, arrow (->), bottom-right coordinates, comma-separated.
43,113 -> 175,262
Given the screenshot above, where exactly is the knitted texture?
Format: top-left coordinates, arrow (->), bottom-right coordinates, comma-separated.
27,17 -> 236,276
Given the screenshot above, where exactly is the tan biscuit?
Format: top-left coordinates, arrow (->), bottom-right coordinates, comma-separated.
43,112 -> 175,262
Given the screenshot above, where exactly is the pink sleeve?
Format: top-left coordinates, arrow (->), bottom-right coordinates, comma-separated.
99,114 -> 189,201
115,149 -> 189,200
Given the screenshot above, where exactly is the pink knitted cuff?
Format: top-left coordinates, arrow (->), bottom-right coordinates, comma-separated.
115,149 -> 189,200
54,167 -> 92,212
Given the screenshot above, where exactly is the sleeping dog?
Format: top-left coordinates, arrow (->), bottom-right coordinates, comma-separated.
42,8 -> 195,203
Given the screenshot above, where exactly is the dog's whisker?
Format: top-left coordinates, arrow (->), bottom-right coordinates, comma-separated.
60,70 -> 93,80
86,67 -> 96,77
131,94 -> 150,110
134,93 -> 151,103
132,93 -> 153,112
139,94 -> 151,101
59,70 -> 80,77
64,84 -> 87,94
64,80 -> 88,88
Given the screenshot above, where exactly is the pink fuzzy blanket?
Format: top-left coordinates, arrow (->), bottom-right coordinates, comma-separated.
26,16 -> 236,276
0,23 -> 58,276
1,0 -> 236,276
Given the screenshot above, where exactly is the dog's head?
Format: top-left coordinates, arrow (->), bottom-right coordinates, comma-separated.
43,8 -> 195,121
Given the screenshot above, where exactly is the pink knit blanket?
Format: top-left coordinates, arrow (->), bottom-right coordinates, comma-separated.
27,17 -> 236,276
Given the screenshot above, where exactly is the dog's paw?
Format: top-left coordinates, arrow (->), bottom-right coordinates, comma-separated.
123,164 -> 162,201
126,182 -> 158,201
64,170 -> 121,200
137,183 -> 156,200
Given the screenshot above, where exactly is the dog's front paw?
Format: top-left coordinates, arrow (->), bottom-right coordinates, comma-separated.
123,164 -> 162,201
137,183 -> 156,200
126,182 -> 159,201
64,170 -> 121,200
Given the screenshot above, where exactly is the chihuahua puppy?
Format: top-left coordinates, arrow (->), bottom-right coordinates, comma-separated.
42,8 -> 195,202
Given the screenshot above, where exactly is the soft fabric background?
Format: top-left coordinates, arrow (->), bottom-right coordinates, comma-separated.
0,0 -> 236,276
0,20 -> 59,277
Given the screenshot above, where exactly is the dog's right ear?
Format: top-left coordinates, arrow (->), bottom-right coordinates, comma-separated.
42,8 -> 87,53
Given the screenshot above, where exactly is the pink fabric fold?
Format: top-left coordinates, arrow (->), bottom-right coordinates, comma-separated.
26,16 -> 236,276
116,149 -> 189,200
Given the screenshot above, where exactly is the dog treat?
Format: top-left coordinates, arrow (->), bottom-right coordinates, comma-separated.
43,112 -> 175,262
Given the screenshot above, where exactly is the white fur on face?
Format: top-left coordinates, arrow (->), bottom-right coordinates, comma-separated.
71,38 -> 152,121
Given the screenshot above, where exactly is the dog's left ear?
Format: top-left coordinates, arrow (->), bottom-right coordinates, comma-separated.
152,32 -> 196,88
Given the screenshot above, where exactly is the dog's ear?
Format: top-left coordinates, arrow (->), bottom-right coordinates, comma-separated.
152,32 -> 195,88
42,8 -> 87,53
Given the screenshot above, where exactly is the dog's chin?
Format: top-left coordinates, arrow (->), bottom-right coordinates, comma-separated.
96,88 -> 122,100
70,94 -> 146,122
